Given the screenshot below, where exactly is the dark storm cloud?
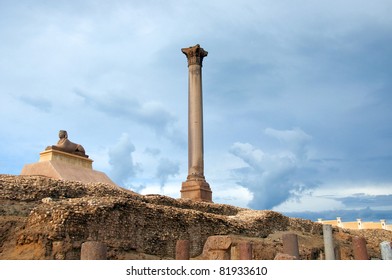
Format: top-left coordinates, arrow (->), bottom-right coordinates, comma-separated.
336,194 -> 392,209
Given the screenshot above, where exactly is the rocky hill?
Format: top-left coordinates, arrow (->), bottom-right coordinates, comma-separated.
0,174 -> 391,260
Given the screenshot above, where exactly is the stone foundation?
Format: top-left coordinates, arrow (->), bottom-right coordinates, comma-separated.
21,149 -> 116,186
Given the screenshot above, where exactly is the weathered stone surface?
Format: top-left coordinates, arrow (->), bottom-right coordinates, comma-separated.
274,253 -> 297,260
1,174 -> 392,260
175,240 -> 190,260
352,236 -> 369,260
323,224 -> 335,260
238,242 -> 252,260
380,241 -> 392,260
201,236 -> 232,260
81,241 -> 107,260
282,233 -> 299,259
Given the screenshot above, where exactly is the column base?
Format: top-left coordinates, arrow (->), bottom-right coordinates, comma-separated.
181,179 -> 212,202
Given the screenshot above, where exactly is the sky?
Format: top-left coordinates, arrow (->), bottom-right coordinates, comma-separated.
1,0 -> 392,222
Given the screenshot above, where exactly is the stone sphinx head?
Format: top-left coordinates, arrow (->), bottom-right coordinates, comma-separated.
58,130 -> 68,140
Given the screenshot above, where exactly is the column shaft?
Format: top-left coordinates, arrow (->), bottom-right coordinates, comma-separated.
188,64 -> 204,178
323,224 -> 336,260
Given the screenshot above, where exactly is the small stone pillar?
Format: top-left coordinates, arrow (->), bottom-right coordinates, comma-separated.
282,233 -> 299,259
176,240 -> 190,260
81,241 -> 107,260
180,44 -> 212,202
380,241 -> 392,260
238,242 -> 253,260
322,224 -> 335,260
352,236 -> 369,260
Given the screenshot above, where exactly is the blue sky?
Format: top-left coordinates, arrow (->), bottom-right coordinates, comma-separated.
1,0 -> 392,221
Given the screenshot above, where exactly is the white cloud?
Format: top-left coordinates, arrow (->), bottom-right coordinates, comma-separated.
108,133 -> 140,186
229,128 -> 319,209
155,157 -> 180,188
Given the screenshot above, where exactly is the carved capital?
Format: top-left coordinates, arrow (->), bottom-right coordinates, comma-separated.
181,44 -> 208,67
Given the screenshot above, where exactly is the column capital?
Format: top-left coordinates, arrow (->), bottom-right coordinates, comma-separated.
181,44 -> 208,67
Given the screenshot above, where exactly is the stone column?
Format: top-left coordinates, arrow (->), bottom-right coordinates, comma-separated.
176,240 -> 190,260
80,241 -> 107,260
180,44 -> 212,202
322,224 -> 335,260
380,241 -> 392,260
282,233 -> 300,259
238,242 -> 253,260
352,236 -> 369,260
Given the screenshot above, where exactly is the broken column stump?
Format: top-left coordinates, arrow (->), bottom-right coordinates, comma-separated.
352,236 -> 369,260
380,241 -> 392,260
282,233 -> 299,259
323,224 -> 335,260
80,241 -> 107,260
238,242 -> 253,260
176,240 -> 190,260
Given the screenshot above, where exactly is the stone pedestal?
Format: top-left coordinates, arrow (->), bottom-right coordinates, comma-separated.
21,149 -> 116,186
180,180 -> 212,202
181,44 -> 212,202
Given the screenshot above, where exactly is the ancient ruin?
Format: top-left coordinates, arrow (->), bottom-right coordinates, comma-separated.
180,44 -> 212,202
1,174 -> 391,260
20,130 -> 116,186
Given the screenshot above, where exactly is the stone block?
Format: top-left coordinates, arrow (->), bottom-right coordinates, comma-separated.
202,235 -> 232,260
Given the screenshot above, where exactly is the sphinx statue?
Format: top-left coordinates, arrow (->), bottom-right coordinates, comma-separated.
46,130 -> 88,158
